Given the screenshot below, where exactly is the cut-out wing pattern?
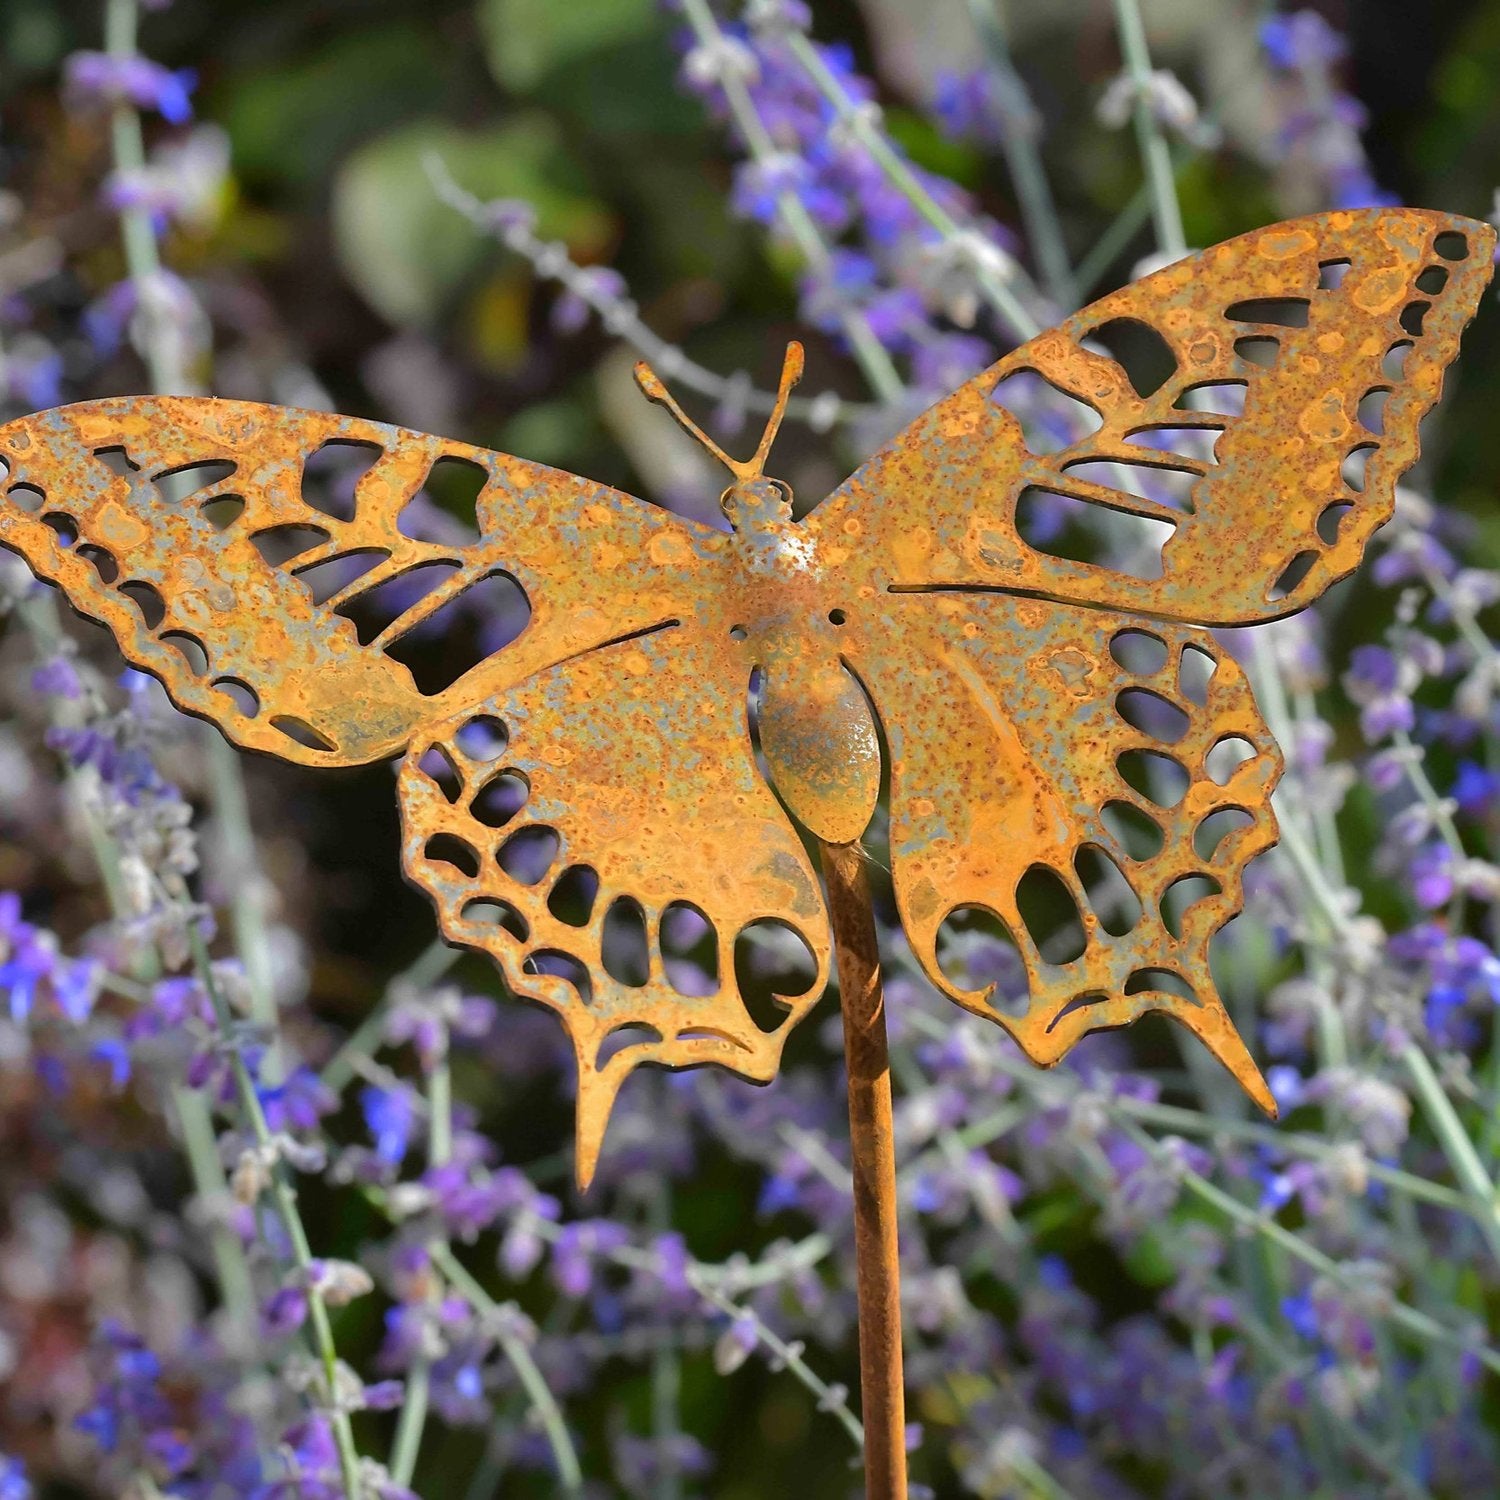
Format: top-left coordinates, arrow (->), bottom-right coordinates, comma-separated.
812,208 -> 1495,624
0,208 -> 1491,1182
0,397 -> 718,763
398,626 -> 830,1186
846,593 -> 1278,1104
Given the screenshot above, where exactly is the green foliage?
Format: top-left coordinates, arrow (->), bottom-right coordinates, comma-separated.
477,0 -> 697,136
331,116 -> 612,326
218,25 -> 454,189
478,0 -> 657,93
493,393 -> 606,471
884,106 -> 986,189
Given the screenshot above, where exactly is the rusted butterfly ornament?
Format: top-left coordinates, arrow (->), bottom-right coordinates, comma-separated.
0,209 -> 1491,1187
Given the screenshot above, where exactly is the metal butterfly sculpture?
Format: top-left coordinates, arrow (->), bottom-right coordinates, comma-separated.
0,209 -> 1491,1189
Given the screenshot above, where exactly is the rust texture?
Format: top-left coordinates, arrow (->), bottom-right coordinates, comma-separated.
821,838 -> 907,1500
0,208 -> 1492,1189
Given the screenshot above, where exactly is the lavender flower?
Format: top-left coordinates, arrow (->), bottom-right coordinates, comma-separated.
102,126 -> 230,235
64,52 -> 197,124
1096,69 -> 1220,149
551,1220 -> 631,1300
933,69 -> 1041,148
1260,11 -> 1347,71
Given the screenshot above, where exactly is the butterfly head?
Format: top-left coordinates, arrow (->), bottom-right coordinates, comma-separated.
634,342 -> 803,532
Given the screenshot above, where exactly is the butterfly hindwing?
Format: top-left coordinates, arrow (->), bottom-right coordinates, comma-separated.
844,593 -> 1279,1104
0,396 -> 720,764
398,625 -> 831,1186
812,208 -> 1494,624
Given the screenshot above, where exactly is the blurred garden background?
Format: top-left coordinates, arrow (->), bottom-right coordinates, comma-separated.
3,0 -> 1500,1495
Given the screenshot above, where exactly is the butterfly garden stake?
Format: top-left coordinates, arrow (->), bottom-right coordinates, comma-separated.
0,207 -> 1492,1498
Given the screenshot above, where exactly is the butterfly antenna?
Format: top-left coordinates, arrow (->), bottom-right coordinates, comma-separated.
747,340 -> 803,478
633,341 -> 804,482
633,360 -> 750,479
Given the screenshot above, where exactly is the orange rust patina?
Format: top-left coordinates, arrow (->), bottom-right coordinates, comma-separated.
0,208 -> 1492,1186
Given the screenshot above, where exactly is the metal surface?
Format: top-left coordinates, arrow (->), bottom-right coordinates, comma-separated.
821,838 -> 906,1500
0,208 -> 1491,1188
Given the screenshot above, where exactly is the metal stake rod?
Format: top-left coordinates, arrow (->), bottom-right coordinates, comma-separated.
819,838 -> 908,1500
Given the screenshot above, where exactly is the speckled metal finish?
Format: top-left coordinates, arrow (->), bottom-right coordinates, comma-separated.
0,208 -> 1489,1185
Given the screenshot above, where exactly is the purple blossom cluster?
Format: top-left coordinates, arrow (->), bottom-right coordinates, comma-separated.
1259,8 -> 1397,211
676,10 -> 1024,398
1,2 -> 1500,1497
64,52 -> 197,126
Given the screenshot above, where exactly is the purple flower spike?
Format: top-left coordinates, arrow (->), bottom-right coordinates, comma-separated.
551,1219 -> 630,1299
64,52 -> 197,124
362,1083 -> 418,1166
261,1285 -> 310,1337
1260,12 -> 1347,71
53,956 -> 102,1024
258,1065 -> 336,1132
0,926 -> 55,1025
30,656 -> 82,700
0,1456 -> 31,1500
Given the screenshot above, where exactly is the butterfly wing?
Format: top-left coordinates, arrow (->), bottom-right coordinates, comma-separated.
810,208 -> 1494,624
810,208 -> 1492,1101
399,624 -> 829,1188
0,395 -> 829,1182
0,396 -> 719,763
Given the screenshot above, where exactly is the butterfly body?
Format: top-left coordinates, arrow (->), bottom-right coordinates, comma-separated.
702,477 -> 880,844
0,207 -> 1492,1184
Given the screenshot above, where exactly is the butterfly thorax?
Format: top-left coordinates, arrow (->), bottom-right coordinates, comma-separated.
721,477 -> 801,554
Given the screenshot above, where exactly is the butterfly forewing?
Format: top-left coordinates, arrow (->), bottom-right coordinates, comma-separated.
812,208 -> 1494,625
0,396 -> 718,763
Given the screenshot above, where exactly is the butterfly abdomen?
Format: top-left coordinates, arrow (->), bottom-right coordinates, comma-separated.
756,644 -> 881,845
